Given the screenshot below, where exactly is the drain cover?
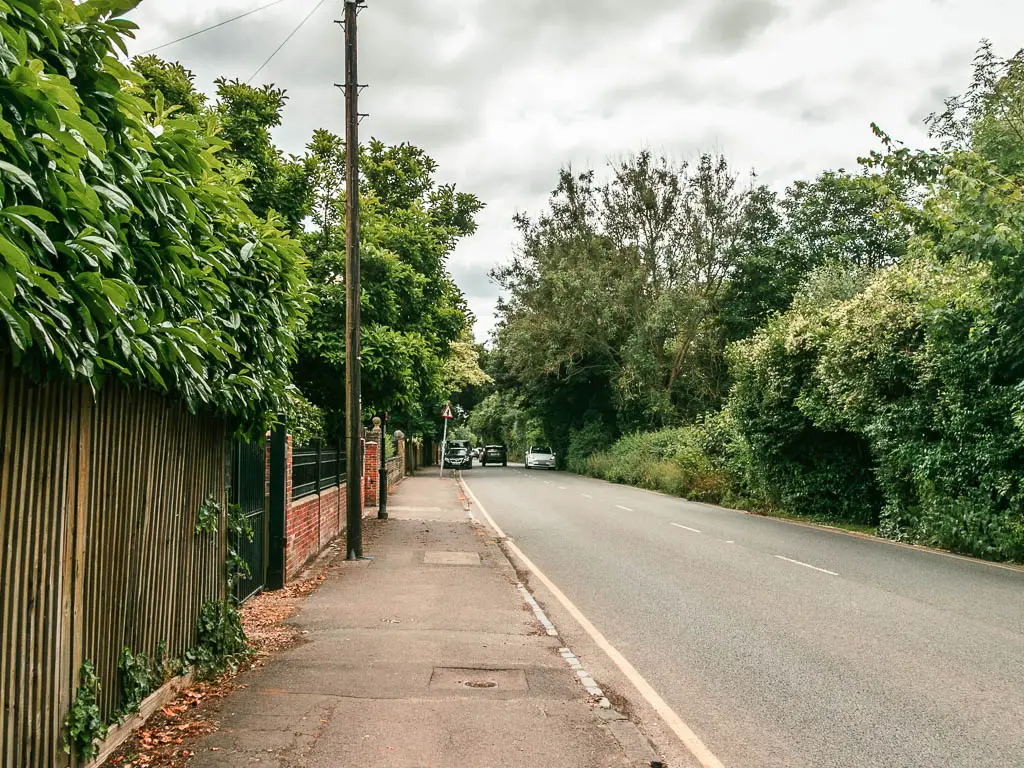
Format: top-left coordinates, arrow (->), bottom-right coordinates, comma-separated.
428,667 -> 528,692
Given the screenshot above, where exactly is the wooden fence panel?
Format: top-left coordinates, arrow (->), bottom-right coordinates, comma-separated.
0,360 -> 227,766
0,369 -> 81,767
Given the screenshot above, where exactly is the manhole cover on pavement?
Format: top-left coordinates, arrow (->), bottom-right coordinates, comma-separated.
423,551 -> 480,566
428,667 -> 528,692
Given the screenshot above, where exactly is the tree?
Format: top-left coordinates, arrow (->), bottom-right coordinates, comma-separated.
305,129 -> 345,250
492,151 -> 763,455
213,78 -> 310,234
292,133 -> 484,436
442,328 -> 491,394
927,41 -> 1024,176
721,169 -> 910,342
0,0 -> 308,425
129,55 -> 206,116
450,339 -> 493,415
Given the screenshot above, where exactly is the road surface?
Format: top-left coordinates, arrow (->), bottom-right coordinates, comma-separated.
461,465 -> 1024,768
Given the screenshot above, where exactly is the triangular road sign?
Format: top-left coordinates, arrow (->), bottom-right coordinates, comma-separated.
441,403 -> 453,419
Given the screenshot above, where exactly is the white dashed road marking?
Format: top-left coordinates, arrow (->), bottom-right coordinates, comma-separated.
671,523 -> 701,534
460,475 -> 726,768
582,493 -> 593,499
615,504 -> 633,512
774,555 -> 838,576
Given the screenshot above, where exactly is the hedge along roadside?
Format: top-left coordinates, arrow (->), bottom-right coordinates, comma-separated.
0,0 -> 309,426
575,252 -> 1024,562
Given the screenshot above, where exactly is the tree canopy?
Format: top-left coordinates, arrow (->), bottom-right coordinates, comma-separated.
0,0 -> 307,424
293,135 -> 485,435
483,41 -> 1024,562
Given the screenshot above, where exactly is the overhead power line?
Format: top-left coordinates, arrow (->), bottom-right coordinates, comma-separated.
141,0 -> 290,55
247,0 -> 328,83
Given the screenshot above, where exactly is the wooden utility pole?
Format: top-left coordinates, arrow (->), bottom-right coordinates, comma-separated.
344,0 -> 363,560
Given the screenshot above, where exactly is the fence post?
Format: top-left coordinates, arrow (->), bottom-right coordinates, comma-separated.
315,439 -> 322,494
267,419 -> 287,590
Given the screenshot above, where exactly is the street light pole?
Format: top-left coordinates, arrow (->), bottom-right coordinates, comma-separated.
378,411 -> 388,519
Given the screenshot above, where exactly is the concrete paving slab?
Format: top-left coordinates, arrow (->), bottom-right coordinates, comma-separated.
304,699 -> 634,768
185,476 -> 641,767
274,628 -> 564,668
422,550 -> 480,565
384,477 -> 469,523
295,567 -> 535,635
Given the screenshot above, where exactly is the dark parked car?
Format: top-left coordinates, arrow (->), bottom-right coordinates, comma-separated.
443,444 -> 473,470
480,444 -> 507,467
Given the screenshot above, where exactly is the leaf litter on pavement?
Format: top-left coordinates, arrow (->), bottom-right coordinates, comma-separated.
101,570 -> 330,767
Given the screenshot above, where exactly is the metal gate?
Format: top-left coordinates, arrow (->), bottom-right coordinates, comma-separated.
231,437 -> 268,602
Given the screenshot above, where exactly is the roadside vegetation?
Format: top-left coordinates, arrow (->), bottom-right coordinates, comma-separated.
0,3 -> 485,441
0,2 -> 486,759
483,43 -> 1024,563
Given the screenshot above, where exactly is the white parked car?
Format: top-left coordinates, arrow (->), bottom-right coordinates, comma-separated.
525,445 -> 556,470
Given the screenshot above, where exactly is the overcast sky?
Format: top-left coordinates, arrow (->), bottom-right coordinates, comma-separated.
124,0 -> 1023,342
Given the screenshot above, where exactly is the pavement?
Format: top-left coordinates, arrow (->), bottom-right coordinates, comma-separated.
464,464 -> 1024,768
185,474 -> 660,767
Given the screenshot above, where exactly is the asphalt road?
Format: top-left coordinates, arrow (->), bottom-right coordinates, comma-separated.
461,465 -> 1024,768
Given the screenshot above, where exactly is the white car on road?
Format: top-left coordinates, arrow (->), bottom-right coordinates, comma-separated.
525,445 -> 556,470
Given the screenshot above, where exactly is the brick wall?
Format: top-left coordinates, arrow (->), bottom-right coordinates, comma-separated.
280,431 -> 404,581
285,483 -> 346,579
362,439 -> 379,506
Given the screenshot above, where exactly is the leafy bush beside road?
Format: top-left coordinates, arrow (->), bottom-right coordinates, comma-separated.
486,43 -> 1024,563
571,426 -> 736,508
575,251 -> 1024,561
0,0 -> 307,423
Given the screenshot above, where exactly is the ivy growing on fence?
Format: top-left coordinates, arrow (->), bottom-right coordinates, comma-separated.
194,494 -> 221,535
187,599 -> 252,679
0,0 -> 309,423
115,647 -> 155,720
226,501 -> 255,593
63,660 -> 107,760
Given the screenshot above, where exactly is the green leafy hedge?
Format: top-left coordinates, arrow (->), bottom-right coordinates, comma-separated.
572,425 -> 737,507
579,248 -> 1024,561
0,0 -> 308,421
726,268 -> 884,527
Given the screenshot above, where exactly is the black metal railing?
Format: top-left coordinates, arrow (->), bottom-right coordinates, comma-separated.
292,439 -> 344,499
232,437 -> 268,603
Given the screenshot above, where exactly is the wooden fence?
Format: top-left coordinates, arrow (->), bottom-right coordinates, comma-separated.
0,359 -> 227,766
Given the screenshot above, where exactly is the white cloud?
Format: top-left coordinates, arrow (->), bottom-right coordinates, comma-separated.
124,0 -> 1024,342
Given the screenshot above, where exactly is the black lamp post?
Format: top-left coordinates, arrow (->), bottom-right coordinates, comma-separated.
378,412 -> 388,519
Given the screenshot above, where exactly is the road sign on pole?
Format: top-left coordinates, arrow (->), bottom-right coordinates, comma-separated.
441,403 -> 453,420
438,414 -> 449,479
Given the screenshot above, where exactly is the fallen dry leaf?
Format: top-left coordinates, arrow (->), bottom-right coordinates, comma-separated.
99,558 -> 337,767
